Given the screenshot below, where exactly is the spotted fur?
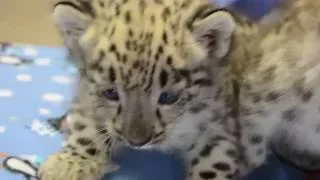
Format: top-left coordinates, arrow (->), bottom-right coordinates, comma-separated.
39,0 -> 320,180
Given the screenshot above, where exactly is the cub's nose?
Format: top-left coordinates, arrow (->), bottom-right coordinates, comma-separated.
125,127 -> 153,147
127,134 -> 152,147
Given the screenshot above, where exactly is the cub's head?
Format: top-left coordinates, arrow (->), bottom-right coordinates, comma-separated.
53,0 -> 236,149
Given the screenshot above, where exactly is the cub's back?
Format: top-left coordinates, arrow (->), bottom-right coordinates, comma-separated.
239,0 -> 320,170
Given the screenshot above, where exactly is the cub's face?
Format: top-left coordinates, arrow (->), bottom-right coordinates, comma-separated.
57,1 -> 236,149
79,59 -> 216,149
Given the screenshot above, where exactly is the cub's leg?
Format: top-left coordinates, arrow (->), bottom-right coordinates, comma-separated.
187,135 -> 240,180
38,112 -> 118,180
236,91 -> 281,175
237,117 -> 271,175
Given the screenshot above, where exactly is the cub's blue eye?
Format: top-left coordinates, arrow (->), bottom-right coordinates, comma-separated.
102,88 -> 119,101
158,92 -> 180,105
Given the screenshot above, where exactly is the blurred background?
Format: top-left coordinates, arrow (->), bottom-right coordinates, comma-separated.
0,0 -> 62,46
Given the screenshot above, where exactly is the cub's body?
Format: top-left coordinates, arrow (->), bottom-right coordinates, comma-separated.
38,0 -> 320,180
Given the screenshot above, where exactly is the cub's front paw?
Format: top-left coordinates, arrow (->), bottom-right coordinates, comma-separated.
38,152 -> 117,180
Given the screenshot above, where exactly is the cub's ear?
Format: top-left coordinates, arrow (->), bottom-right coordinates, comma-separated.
191,10 -> 236,60
51,0 -> 95,68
